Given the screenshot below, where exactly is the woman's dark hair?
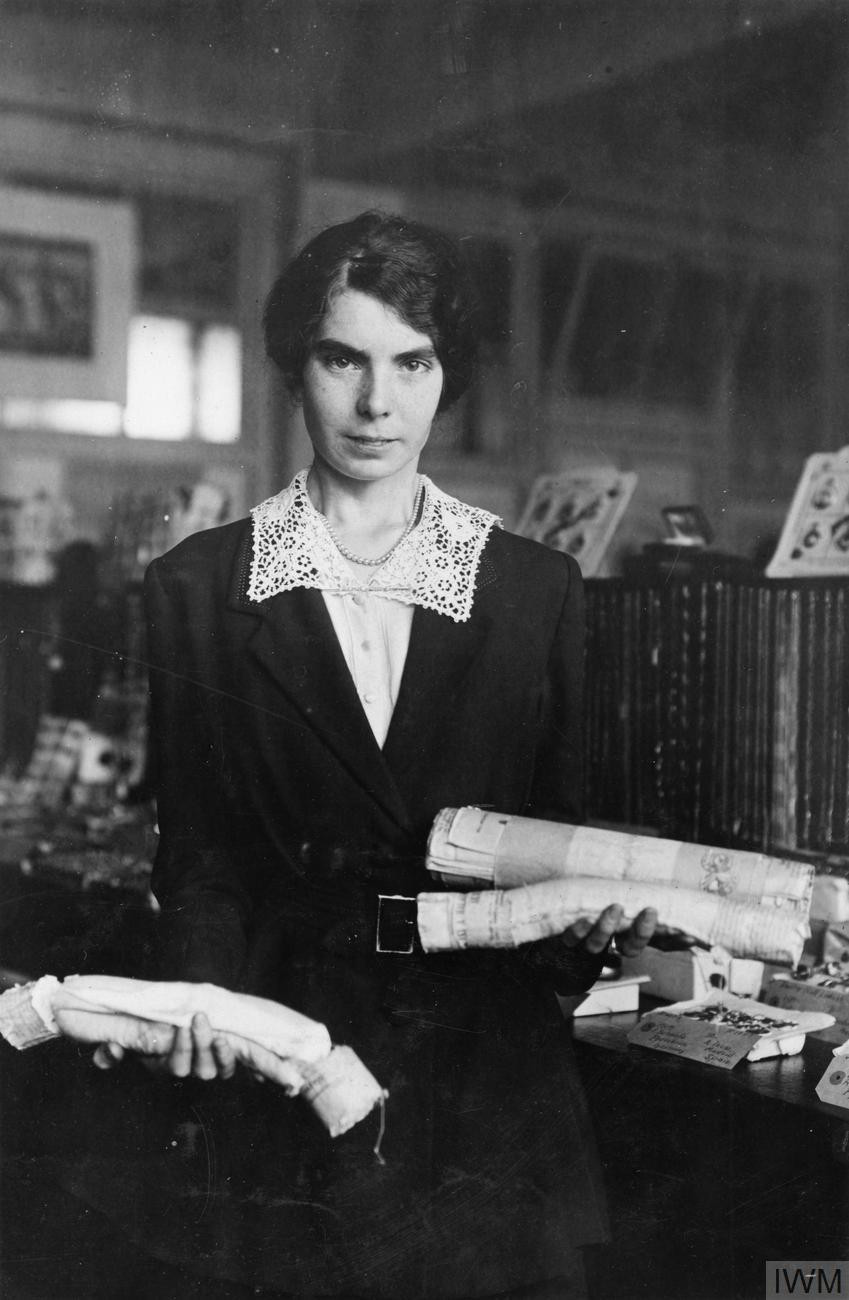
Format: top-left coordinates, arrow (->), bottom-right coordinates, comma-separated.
263,210 -> 479,413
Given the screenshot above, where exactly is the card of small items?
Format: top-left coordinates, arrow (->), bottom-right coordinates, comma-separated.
766,444 -> 849,577
627,992 -> 835,1069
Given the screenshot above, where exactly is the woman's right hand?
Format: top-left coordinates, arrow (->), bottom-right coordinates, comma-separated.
94,1012 -> 237,1080
55,1008 -> 303,1088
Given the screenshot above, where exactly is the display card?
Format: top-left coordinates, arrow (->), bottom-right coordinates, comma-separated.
515,469 -> 637,577
766,445 -> 849,577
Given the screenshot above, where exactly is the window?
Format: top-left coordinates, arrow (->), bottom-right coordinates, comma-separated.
0,191 -> 242,443
1,313 -> 241,442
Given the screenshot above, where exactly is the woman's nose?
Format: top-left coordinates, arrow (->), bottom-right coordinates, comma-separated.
356,367 -> 391,419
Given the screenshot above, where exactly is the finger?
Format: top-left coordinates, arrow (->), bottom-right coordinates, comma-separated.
615,907 -> 659,958
55,1009 -> 175,1056
93,1042 -> 125,1070
583,904 -> 624,955
190,1013 -> 218,1081
560,917 -> 593,948
212,1034 -> 237,1080
224,1032 -> 304,1093
169,1022 -> 194,1077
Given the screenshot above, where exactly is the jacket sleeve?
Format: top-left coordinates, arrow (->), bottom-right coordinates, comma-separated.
144,556 -> 257,988
519,554 -> 607,995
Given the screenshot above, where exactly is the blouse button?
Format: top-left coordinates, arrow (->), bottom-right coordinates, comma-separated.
362,691 -> 376,704
351,594 -> 366,607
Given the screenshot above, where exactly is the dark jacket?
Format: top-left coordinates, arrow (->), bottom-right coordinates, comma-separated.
139,516 -> 608,1298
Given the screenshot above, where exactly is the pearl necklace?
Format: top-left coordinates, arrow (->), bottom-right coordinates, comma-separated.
314,476 -> 426,568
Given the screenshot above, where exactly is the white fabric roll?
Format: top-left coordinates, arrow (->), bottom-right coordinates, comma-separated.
0,974 -> 386,1138
427,808 -> 814,914
416,875 -> 809,967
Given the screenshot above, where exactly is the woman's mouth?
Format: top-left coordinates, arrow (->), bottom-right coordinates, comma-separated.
345,435 -> 395,449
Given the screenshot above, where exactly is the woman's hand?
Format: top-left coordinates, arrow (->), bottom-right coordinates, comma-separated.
519,903 -> 659,993
54,1008 -> 236,1079
562,903 -> 658,958
54,1009 -> 304,1088
99,1013 -> 239,1080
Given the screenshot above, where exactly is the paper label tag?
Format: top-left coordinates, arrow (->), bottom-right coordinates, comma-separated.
446,807 -> 511,857
816,1060 -> 849,1109
628,993 -> 833,1068
629,1009 -> 759,1069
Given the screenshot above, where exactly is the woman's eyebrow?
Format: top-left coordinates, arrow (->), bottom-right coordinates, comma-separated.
396,345 -> 438,363
313,338 -> 437,364
312,337 -> 367,362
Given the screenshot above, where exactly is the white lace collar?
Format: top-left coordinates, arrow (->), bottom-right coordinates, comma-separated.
247,470 -> 501,623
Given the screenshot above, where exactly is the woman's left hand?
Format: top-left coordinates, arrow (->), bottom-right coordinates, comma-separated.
564,904 -> 658,958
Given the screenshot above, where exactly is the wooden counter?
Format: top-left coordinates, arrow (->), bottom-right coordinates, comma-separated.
574,1005 -> 849,1300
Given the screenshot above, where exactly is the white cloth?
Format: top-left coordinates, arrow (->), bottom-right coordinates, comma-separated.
247,470 -> 501,622
247,470 -> 500,745
0,975 -> 387,1137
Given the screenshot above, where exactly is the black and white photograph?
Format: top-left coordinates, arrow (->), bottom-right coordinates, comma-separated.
1,5 -> 848,1300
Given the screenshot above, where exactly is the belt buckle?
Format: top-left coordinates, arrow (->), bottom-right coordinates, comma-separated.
375,894 -> 417,955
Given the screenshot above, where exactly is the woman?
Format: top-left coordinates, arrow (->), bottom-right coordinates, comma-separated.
108,211 -> 656,1299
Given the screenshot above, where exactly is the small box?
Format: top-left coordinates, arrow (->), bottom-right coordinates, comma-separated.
619,948 -> 723,1001
621,947 -> 780,1002
560,972 -> 650,1019
822,926 -> 849,965
766,968 -> 849,1044
811,875 -> 849,924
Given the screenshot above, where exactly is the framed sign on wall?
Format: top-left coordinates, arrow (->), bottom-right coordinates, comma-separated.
0,186 -> 136,402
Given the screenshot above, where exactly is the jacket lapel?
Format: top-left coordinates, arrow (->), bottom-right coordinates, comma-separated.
382,601 -> 491,794
225,527 -> 495,833
227,542 -> 411,830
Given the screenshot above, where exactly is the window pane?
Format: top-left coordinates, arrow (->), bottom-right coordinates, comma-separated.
196,325 -> 241,443
123,315 -> 193,440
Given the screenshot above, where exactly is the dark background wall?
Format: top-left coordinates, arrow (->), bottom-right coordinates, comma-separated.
0,0 -> 846,568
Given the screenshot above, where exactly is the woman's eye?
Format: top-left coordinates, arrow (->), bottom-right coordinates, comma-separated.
318,351 -> 358,372
402,358 -> 431,373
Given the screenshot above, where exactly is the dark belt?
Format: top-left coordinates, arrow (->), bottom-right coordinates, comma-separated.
278,842 -> 426,957
375,893 -> 418,955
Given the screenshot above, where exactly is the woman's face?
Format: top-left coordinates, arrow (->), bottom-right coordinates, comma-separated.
301,288 -> 444,486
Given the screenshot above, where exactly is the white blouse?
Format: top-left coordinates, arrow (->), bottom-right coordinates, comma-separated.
322,587 -> 413,748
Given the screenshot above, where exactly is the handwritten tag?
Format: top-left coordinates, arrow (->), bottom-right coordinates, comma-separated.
628,993 -> 835,1069
630,1009 -> 759,1068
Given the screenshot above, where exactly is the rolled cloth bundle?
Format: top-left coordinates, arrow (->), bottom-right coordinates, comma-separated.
422,807 -> 812,965
0,974 -> 386,1138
